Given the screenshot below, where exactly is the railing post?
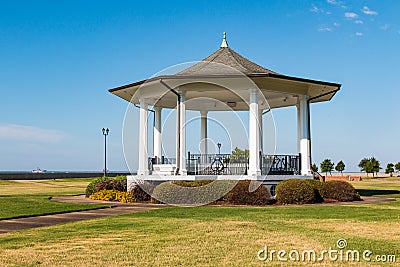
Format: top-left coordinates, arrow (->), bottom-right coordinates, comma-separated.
197,156 -> 200,175
284,156 -> 287,173
298,153 -> 302,175
148,157 -> 153,174
188,151 -> 191,175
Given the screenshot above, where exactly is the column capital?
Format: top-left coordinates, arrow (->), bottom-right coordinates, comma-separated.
298,94 -> 309,102
177,89 -> 185,96
139,97 -> 147,104
200,110 -> 208,117
249,88 -> 259,103
153,106 -> 162,112
250,87 -> 258,93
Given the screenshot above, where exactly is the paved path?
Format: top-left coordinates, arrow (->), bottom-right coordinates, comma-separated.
0,196 -> 164,234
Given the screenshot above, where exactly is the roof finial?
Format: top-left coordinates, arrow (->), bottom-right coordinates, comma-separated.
220,32 -> 229,48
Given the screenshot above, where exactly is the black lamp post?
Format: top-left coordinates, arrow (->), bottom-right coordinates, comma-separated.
102,128 -> 109,177
217,143 -> 221,155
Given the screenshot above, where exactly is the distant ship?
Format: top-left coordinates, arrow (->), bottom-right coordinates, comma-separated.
32,167 -> 47,173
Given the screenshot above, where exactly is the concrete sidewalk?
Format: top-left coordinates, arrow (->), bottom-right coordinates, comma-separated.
0,196 -> 164,234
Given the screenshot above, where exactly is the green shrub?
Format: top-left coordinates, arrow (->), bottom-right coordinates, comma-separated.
85,176 -> 127,197
224,180 -> 274,205
276,179 -> 321,204
85,177 -> 109,197
89,189 -> 135,203
96,179 -> 126,192
152,180 -> 237,205
304,179 -> 325,202
323,180 -> 358,202
114,175 -> 127,181
130,182 -> 152,201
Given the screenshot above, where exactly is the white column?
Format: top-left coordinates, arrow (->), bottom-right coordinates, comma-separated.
153,107 -> 162,161
297,103 -> 301,153
248,89 -> 261,176
175,97 -> 180,174
137,99 -> 149,175
259,109 -> 263,154
179,91 -> 187,175
200,110 -> 208,155
298,95 -> 312,176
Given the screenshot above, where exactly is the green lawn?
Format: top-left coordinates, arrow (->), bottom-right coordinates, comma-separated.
1,178 -> 400,266
0,179 -> 106,219
351,177 -> 400,198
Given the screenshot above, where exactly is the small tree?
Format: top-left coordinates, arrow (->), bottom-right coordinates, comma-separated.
311,163 -> 318,173
359,157 -> 381,177
230,147 -> 249,163
358,158 -> 370,176
395,162 -> 400,173
385,163 -> 395,177
335,160 -> 345,176
370,157 -> 381,177
320,159 -> 334,176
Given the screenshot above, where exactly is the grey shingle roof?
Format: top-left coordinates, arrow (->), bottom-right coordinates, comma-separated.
177,47 -> 279,76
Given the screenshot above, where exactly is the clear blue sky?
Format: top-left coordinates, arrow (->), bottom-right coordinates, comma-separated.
0,0 -> 399,172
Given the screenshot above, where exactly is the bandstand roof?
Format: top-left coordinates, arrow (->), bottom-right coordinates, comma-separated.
109,33 -> 341,111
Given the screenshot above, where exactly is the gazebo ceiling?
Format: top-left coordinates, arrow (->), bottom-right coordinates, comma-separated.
109,34 -> 341,111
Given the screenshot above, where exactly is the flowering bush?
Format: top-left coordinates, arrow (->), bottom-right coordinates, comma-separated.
89,189 -> 135,203
85,176 -> 127,197
85,177 -> 108,197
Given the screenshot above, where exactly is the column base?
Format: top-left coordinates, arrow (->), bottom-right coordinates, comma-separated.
179,169 -> 188,176
137,169 -> 150,176
248,169 -> 261,176
301,169 -> 313,176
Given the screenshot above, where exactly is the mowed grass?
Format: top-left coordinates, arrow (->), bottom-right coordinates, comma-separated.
0,179 -> 106,219
351,177 -> 400,198
2,203 -> 400,266
0,178 -> 400,266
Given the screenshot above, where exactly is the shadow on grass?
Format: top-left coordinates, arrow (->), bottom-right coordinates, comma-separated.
357,189 -> 400,197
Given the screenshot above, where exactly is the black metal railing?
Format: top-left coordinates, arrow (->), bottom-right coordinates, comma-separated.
187,152 -> 300,175
149,153 -> 300,175
260,154 -> 301,175
151,156 -> 176,165
187,153 -> 248,175
148,156 -> 176,174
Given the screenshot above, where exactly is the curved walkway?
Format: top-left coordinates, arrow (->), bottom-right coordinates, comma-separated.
0,196 -> 164,234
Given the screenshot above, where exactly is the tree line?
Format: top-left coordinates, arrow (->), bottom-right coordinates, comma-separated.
312,158 -> 400,177
312,159 -> 345,176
